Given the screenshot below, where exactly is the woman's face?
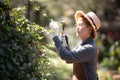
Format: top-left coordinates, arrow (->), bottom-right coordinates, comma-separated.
75,18 -> 91,38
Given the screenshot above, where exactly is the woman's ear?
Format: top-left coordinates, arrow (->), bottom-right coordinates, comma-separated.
89,27 -> 92,33
88,27 -> 93,36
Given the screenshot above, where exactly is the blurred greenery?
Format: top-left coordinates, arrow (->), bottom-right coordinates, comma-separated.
0,0 -> 120,80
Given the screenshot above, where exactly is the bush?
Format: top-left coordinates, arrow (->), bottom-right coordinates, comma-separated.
0,0 -> 56,80
97,34 -> 120,71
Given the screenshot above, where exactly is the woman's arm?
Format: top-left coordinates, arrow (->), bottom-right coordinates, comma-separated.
53,35 -> 96,63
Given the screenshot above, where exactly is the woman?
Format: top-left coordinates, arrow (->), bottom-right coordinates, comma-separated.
51,10 -> 101,80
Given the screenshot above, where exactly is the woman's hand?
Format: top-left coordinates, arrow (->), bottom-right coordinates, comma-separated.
49,20 -> 59,36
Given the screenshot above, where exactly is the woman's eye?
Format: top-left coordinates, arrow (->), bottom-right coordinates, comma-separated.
81,23 -> 83,26
79,23 -> 83,26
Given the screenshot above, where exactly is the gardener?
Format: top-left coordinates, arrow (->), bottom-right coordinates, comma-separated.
50,10 -> 101,80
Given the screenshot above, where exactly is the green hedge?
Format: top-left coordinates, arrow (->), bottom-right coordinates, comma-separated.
0,0 -> 56,80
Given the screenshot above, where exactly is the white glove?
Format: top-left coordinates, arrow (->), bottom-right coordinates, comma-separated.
49,20 -> 59,36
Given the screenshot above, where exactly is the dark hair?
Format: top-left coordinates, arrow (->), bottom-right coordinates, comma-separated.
81,16 -> 91,27
91,29 -> 95,39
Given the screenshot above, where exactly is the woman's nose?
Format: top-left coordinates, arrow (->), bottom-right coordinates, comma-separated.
76,25 -> 81,29
76,26 -> 79,30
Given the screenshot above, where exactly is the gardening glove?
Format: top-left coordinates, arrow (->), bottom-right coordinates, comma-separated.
49,20 -> 59,37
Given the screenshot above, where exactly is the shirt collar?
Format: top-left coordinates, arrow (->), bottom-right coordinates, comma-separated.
81,37 -> 93,45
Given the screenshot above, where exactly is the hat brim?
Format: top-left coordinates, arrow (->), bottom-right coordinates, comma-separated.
74,10 -> 97,39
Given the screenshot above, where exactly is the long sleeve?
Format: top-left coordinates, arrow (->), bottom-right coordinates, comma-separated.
53,35 -> 96,63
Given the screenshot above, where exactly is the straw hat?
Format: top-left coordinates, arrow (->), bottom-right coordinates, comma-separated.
74,10 -> 101,39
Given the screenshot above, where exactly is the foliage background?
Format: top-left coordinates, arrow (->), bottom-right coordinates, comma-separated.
0,0 -> 120,80
0,0 -> 59,80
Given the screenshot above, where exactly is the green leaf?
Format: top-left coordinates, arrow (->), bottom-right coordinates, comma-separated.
38,36 -> 43,40
12,58 -> 19,65
5,0 -> 10,4
30,77 -> 38,80
7,62 -> 13,71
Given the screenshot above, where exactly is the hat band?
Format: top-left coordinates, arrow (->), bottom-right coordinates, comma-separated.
87,15 -> 97,30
